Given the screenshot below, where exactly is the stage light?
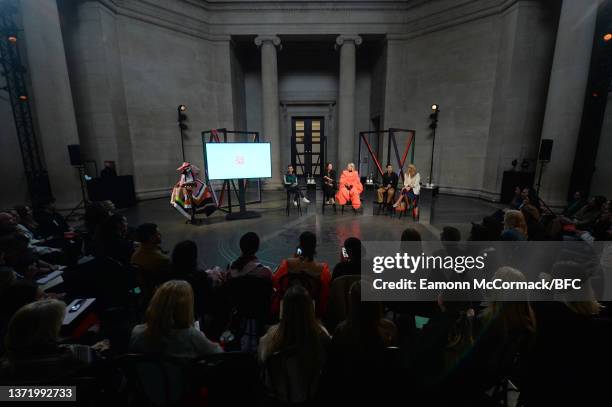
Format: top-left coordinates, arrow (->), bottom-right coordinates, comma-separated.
431,104 -> 439,111
18,95 -> 27,101
604,33 -> 612,42
178,104 -> 187,112
7,35 -> 17,44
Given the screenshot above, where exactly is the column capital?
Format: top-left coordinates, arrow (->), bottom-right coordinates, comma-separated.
335,35 -> 362,49
254,35 -> 281,48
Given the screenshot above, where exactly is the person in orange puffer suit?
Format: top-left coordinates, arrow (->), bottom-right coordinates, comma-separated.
335,163 -> 363,210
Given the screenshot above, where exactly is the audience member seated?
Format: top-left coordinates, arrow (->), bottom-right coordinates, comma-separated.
563,190 -> 587,218
14,205 -> 42,239
330,280 -> 398,353
131,223 -> 171,296
0,299 -> 94,382
412,291 -> 476,403
473,267 -> 537,388
272,231 -> 331,317
170,240 -> 212,318
259,286 -> 330,404
129,280 -> 222,358
501,210 -> 528,241
335,162 -> 363,210
509,186 -> 523,209
324,280 -> 398,402
226,232 -> 272,280
520,195 -> 545,240
1,211 -> 61,259
0,280 -> 45,354
0,233 -> 58,281
33,199 -> 70,239
94,214 -> 134,266
561,195 -> 607,231
331,237 -> 362,281
525,261 -> 611,404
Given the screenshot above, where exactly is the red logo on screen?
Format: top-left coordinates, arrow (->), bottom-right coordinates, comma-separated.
235,155 -> 245,166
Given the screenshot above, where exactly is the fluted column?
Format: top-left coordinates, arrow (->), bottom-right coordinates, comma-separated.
538,0 -> 599,206
336,35 -> 362,168
19,0 -> 83,208
255,35 -> 282,188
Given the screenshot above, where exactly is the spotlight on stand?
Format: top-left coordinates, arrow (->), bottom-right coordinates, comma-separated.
177,105 -> 188,161
428,104 -> 440,187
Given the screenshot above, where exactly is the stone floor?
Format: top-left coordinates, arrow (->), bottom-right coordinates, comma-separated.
122,189 -> 503,271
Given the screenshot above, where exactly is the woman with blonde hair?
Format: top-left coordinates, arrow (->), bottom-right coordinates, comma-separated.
1,299 -> 93,381
393,163 -> 421,220
335,163 -> 363,210
501,209 -> 528,241
130,280 -> 221,358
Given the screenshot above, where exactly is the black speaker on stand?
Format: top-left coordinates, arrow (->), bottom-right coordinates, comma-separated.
536,139 -> 553,195
66,144 -> 89,220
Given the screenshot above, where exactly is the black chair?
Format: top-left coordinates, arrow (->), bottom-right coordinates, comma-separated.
285,189 -> 302,216
340,199 -> 363,215
225,276 -> 272,351
375,187 -> 396,216
262,347 -> 321,404
117,353 -> 189,407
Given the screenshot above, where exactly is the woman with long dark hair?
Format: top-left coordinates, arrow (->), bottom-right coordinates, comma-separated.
259,285 -> 330,403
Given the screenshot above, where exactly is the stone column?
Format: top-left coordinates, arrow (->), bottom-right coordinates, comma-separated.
255,35 -> 282,188
538,0 -> 599,206
336,35 -> 362,169
20,0 -> 82,208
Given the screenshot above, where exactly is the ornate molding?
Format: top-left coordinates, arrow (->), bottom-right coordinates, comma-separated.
254,35 -> 282,48
335,34 -> 363,48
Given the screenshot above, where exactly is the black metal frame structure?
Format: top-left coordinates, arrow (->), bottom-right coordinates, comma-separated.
357,128 -> 416,180
0,1 -> 52,205
201,128 -> 263,219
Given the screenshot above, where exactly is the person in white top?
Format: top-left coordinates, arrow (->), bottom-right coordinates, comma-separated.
393,164 -> 421,220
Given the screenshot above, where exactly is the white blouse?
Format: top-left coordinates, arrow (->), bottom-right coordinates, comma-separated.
403,172 -> 421,195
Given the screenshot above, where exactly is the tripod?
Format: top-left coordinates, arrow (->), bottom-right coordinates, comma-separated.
66,165 -> 89,220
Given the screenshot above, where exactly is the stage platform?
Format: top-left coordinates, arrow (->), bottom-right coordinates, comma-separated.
123,190 -> 503,271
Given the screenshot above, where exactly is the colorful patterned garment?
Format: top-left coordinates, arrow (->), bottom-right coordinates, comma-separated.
171,162 -> 217,220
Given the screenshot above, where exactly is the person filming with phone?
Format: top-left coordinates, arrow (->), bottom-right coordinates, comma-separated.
332,237 -> 363,281
272,231 -> 331,317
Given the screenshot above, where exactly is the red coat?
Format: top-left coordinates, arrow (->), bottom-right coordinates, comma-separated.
339,170 -> 363,193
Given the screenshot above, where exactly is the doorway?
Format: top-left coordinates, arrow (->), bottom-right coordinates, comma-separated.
291,117 -> 325,178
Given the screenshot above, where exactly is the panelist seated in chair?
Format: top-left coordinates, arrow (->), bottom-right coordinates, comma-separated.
393,164 -> 421,217
283,165 -> 310,207
335,163 -> 363,210
377,164 -> 399,205
322,162 -> 337,205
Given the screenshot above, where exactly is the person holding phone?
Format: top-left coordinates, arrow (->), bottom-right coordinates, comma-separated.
332,237 -> 363,281
272,232 -> 331,317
